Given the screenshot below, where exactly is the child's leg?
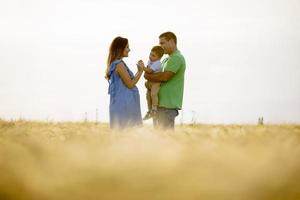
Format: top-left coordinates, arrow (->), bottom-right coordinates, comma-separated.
145,81 -> 152,111
151,82 -> 160,110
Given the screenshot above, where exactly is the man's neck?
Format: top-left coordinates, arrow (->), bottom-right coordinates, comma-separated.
168,48 -> 178,55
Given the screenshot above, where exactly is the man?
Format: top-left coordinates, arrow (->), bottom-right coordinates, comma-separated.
143,31 -> 186,129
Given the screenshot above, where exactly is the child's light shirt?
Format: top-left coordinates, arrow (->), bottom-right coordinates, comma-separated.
147,60 -> 161,73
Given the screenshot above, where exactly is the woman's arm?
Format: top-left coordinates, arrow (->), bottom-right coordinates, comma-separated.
116,62 -> 143,89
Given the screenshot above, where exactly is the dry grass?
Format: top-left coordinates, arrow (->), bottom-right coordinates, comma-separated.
0,119 -> 300,200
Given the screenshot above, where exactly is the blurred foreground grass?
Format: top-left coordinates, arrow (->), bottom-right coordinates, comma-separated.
0,120 -> 300,200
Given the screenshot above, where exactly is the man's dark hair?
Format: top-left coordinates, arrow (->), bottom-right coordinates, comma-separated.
151,46 -> 164,58
159,32 -> 177,45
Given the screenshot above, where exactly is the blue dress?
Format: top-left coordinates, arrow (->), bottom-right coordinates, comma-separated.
108,59 -> 142,129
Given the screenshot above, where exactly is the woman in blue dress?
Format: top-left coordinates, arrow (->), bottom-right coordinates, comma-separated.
106,37 -> 143,129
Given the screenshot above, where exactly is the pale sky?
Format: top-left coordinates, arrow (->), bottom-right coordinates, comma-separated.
0,0 -> 299,124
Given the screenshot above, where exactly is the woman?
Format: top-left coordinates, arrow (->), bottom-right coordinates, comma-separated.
106,36 -> 143,129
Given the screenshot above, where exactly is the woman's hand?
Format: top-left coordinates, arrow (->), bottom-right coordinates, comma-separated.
136,60 -> 145,72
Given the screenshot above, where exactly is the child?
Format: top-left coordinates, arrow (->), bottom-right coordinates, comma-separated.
142,46 -> 164,120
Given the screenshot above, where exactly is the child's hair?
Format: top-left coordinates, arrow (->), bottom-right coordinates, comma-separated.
151,46 -> 164,58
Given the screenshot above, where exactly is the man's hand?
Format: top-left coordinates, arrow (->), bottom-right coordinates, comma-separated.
144,72 -> 151,80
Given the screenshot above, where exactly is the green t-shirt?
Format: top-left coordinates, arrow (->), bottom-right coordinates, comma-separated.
158,50 -> 186,109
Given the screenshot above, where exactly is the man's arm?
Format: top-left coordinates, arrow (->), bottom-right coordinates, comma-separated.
144,71 -> 174,82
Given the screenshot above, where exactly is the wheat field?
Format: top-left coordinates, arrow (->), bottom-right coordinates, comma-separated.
0,119 -> 300,200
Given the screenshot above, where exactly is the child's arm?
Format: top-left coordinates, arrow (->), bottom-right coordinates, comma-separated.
143,66 -> 154,73
137,60 -> 155,73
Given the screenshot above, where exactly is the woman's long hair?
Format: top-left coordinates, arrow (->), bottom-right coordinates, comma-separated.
105,36 -> 128,80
